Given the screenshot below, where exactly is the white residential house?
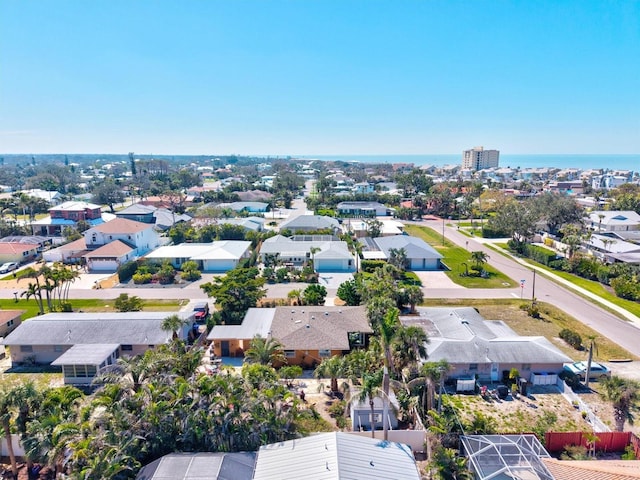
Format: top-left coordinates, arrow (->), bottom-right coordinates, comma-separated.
81,218 -> 160,271
402,307 -> 572,383
145,241 -> 251,272
259,235 -> 355,272
1,311 -> 196,385
362,235 -> 443,270
586,211 -> 640,233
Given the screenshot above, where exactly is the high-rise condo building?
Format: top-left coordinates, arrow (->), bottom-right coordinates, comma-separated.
462,146 -> 500,170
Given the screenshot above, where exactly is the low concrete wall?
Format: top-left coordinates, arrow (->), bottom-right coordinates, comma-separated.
349,430 -> 426,452
1,434 -> 25,457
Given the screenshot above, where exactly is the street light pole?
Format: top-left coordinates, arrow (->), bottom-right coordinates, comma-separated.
531,269 -> 537,306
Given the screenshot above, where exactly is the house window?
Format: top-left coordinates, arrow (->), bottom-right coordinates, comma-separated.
6,320 -> 13,327
319,349 -> 331,358
121,345 -> 133,352
20,345 -> 33,353
521,364 -> 531,371
63,365 -> 75,377
284,350 -> 296,358
469,363 -> 478,371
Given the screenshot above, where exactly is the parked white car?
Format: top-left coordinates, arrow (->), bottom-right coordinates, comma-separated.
563,361 -> 611,381
0,262 -> 19,274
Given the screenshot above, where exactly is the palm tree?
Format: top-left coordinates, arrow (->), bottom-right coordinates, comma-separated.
314,355 -> 345,394
18,266 -> 45,314
161,313 -> 188,340
391,325 -> 428,377
584,335 -> 598,389
21,282 -> 45,315
470,251 -> 489,272
357,370 -> 383,438
601,376 -> 640,431
0,386 -> 19,478
244,335 -> 286,366
379,308 -> 400,441
388,247 -> 408,271
287,288 -> 303,306
404,285 -> 424,314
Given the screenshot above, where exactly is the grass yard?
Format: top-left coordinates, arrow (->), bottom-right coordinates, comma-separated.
0,298 -> 185,320
404,225 -> 516,288
422,298 -> 636,361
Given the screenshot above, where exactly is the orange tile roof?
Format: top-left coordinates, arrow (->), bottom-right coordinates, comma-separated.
90,218 -> 151,234
0,242 -> 37,255
0,310 -> 25,322
543,458 -> 640,480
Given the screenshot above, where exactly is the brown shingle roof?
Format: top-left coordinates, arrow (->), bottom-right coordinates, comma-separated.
90,218 -> 151,234
543,458 -> 640,480
83,240 -> 134,258
270,306 -> 371,351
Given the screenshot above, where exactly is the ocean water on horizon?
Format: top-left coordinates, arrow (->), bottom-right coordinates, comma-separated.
296,154 -> 640,171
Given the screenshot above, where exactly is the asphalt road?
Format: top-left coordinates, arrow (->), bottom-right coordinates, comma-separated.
421,218 -> 640,356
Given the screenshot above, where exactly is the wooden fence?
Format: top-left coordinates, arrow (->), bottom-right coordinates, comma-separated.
545,431 -> 634,454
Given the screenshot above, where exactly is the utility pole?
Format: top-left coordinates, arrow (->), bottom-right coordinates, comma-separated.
531,269 -> 537,307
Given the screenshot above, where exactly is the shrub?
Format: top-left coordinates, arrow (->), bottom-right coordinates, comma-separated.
114,293 -> 143,312
132,272 -> 153,284
559,328 -> 582,349
520,303 -> 541,319
360,260 -> 387,273
610,275 -> 640,301
328,400 -> 346,418
181,268 -> 202,281
117,261 -> 138,283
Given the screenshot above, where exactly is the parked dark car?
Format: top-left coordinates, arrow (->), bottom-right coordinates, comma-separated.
496,385 -> 509,399
193,302 -> 210,323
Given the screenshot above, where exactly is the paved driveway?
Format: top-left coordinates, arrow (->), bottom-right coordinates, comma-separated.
413,271 -> 463,289
316,272 -> 354,289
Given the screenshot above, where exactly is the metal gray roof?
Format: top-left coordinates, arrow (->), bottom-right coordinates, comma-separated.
208,309 -> 274,341
261,236 -> 352,260
51,344 -> 119,365
2,312 -> 193,346
253,432 -> 420,480
135,452 -> 256,480
279,215 -> 340,231
401,308 -> 572,365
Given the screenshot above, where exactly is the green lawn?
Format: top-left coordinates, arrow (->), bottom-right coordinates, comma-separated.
0,298 -> 185,320
404,225 -> 516,288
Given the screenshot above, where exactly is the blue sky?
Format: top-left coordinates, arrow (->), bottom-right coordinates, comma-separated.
1,0 -> 638,155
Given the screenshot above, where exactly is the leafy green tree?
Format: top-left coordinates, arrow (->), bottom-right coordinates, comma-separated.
337,279 -> 362,306
201,267 -> 266,324
114,293 -> 143,312
92,179 -> 125,213
430,446 -> 474,480
302,284 -> 327,306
